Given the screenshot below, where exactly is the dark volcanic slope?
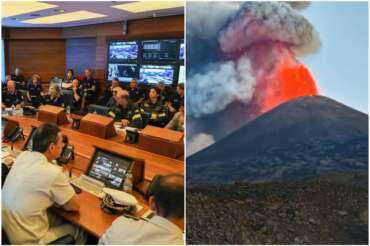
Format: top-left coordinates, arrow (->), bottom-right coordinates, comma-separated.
187,172 -> 368,244
187,96 -> 368,185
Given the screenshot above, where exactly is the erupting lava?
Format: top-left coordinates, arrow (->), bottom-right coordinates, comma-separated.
246,42 -> 319,118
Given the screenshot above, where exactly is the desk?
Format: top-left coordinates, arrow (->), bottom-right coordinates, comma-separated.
2,114 -> 184,238
4,114 -> 184,180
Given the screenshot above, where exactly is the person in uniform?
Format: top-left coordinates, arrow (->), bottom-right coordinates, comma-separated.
99,77 -> 120,106
141,88 -> 168,127
80,68 -> 99,112
2,80 -> 24,109
107,90 -> 143,129
128,78 -> 145,105
11,67 -> 26,90
61,69 -> 75,90
27,74 -> 43,107
157,81 -> 170,104
43,85 -> 64,107
165,103 -> 184,132
99,174 -> 184,245
106,86 -> 123,108
71,79 -> 82,113
2,123 -> 86,244
168,83 -> 184,118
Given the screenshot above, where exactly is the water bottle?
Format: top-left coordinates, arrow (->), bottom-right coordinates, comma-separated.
11,105 -> 15,115
123,172 -> 133,193
66,105 -> 71,115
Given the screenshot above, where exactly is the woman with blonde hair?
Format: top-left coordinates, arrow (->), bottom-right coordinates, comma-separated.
42,84 -> 64,107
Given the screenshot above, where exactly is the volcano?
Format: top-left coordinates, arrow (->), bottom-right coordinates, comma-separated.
187,95 -> 368,185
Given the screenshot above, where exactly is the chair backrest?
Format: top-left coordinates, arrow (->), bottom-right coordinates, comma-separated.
1,228 -> 10,245
2,163 -> 10,187
87,104 -> 110,116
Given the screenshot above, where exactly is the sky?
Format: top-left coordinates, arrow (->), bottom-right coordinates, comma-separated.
301,1 -> 368,113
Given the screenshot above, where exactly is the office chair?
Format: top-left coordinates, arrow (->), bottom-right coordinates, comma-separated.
2,163 -> 10,187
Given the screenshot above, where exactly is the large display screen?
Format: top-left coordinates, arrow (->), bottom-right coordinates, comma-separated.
178,65 -> 185,84
87,149 -> 133,189
107,63 -> 138,82
109,41 -> 138,61
142,39 -> 178,61
139,65 -> 174,85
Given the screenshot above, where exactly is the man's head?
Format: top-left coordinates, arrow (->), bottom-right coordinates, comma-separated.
176,83 -> 184,97
157,81 -> 165,91
111,78 -> 120,88
112,87 -> 123,101
149,88 -> 158,101
116,90 -> 129,107
7,80 -> 16,93
15,68 -> 22,76
32,123 -> 64,162
84,68 -> 93,79
72,79 -> 79,88
149,174 -> 184,219
130,78 -> 138,89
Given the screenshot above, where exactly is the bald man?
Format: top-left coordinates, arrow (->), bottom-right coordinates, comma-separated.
106,86 -> 123,108
99,174 -> 184,245
107,90 -> 143,128
2,80 -> 24,109
11,68 -> 26,90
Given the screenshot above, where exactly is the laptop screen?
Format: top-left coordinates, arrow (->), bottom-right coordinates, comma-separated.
87,148 -> 133,189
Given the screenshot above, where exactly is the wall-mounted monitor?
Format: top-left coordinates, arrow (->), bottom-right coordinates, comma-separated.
179,40 -> 184,60
142,39 -> 178,61
109,41 -> 139,61
139,65 -> 174,85
178,65 -> 185,84
107,63 -> 138,82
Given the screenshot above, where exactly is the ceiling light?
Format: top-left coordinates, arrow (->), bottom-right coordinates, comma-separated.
112,1 -> 184,13
2,1 -> 58,18
22,10 -> 106,24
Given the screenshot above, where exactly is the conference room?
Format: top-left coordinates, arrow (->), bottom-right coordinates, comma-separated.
1,1 -> 184,245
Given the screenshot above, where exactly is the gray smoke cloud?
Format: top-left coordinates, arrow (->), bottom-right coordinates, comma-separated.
187,133 -> 215,156
218,2 -> 320,56
187,55 -> 256,117
187,1 -> 320,119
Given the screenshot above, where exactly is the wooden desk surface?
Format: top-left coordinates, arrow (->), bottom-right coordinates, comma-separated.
4,115 -> 184,180
2,114 -> 184,238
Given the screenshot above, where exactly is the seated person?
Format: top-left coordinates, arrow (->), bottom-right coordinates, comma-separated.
43,85 -> 64,107
2,123 -> 86,244
106,86 -> 123,108
107,90 -> 143,129
71,79 -> 82,113
99,174 -> 184,245
157,81 -> 170,104
2,80 -> 24,110
168,83 -> 184,118
27,74 -> 43,107
99,77 -> 120,106
128,78 -> 145,105
165,104 -> 184,132
141,88 -> 168,127
11,67 -> 26,90
61,69 -> 75,90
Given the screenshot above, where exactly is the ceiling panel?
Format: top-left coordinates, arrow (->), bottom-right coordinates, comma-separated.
2,1 -> 184,28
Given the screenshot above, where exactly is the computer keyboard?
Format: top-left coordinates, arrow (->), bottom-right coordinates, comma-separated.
70,174 -> 105,198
